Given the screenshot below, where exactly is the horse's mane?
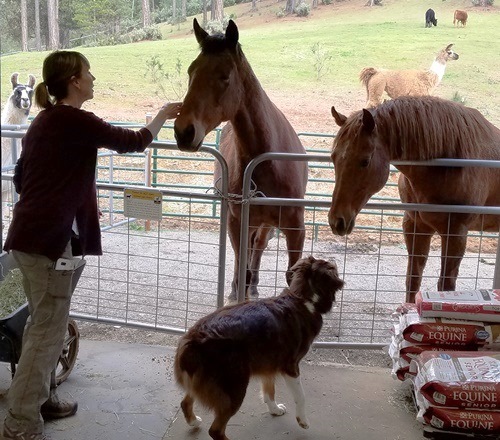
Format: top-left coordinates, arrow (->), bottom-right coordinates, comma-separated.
346,96 -> 499,160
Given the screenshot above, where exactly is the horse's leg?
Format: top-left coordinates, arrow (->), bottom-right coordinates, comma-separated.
403,211 -> 433,302
247,226 -> 272,300
438,219 -> 468,291
226,215 -> 241,304
282,209 -> 306,285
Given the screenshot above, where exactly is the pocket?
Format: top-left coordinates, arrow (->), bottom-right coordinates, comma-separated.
47,268 -> 74,299
12,251 -> 41,269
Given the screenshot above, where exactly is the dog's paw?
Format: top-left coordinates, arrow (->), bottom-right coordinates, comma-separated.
188,415 -> 202,427
297,416 -> 310,429
269,403 -> 287,416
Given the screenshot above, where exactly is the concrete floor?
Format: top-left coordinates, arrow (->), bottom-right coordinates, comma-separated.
0,339 -> 426,440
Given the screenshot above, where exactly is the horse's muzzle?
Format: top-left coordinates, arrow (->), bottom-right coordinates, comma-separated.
174,123 -> 203,152
329,216 -> 355,237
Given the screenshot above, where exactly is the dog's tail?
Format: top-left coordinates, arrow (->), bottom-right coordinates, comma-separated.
359,67 -> 378,88
174,339 -> 202,390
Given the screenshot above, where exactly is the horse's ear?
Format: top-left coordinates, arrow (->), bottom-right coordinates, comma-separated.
28,74 -> 36,88
331,106 -> 347,127
362,109 -> 375,134
193,18 -> 209,45
445,43 -> 454,51
225,20 -> 239,49
11,72 -> 19,88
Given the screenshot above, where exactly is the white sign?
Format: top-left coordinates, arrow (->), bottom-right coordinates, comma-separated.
123,188 -> 163,221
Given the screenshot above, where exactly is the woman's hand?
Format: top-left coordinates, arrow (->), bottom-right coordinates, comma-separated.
161,102 -> 182,119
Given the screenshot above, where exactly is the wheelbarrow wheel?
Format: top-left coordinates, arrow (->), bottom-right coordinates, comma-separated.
55,319 -> 79,385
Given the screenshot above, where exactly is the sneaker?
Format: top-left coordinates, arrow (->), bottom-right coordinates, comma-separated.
40,395 -> 78,420
2,424 -> 51,439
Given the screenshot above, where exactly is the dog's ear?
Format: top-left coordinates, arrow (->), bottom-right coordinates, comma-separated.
310,259 -> 344,294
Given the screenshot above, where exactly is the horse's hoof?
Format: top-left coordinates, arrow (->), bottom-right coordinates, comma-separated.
297,416 -> 310,429
224,296 -> 237,306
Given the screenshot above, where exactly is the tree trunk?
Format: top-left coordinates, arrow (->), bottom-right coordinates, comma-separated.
34,0 -> 42,51
211,0 -> 224,21
47,0 -> 60,50
202,0 -> 207,26
172,0 -> 177,24
312,0 -> 318,7
20,0 -> 28,51
251,0 -> 258,11
182,0 -> 187,20
285,0 -> 296,14
142,0 -> 151,27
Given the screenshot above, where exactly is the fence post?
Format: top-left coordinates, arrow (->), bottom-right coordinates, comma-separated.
494,234 -> 500,289
145,113 -> 153,232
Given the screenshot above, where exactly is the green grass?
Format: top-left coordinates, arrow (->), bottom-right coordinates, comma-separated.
1,0 -> 499,127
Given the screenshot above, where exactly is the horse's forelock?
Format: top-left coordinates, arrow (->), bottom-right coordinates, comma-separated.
200,33 -> 242,55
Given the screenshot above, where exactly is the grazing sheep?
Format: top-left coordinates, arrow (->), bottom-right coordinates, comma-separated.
359,44 -> 459,108
2,73 -> 35,201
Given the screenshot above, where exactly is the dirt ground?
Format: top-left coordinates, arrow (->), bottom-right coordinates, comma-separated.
76,320 -> 393,369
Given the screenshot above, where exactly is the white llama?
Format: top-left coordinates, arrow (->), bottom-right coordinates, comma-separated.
359,44 -> 459,108
1,72 -> 36,201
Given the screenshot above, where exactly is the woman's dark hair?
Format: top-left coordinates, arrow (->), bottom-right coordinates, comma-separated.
34,50 -> 90,109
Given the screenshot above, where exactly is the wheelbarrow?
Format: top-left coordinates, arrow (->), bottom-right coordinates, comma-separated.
0,260 -> 85,385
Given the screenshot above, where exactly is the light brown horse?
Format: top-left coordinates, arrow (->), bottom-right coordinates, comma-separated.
174,19 -> 308,303
328,96 -> 500,302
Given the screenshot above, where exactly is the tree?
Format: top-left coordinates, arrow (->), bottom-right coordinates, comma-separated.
202,0 -> 207,25
142,0 -> 151,27
20,0 -> 28,51
211,0 -> 223,21
47,0 -> 60,49
285,0 -> 296,14
34,0 -> 42,51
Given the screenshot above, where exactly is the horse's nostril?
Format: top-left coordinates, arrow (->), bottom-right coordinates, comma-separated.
335,218 -> 346,234
174,124 -> 195,147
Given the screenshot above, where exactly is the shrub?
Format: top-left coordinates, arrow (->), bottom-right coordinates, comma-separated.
295,2 -> 310,16
276,7 -> 286,17
205,16 -> 230,34
471,0 -> 494,5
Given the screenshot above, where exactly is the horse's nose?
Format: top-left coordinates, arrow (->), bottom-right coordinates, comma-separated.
332,217 -> 347,236
174,123 -> 196,152
328,213 -> 354,237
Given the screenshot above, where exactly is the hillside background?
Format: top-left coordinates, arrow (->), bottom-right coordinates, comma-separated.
1,0 -> 499,134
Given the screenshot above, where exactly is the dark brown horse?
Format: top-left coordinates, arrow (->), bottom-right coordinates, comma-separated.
328,96 -> 500,302
174,19 -> 308,303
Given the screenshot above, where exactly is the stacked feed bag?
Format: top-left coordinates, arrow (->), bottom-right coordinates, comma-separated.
389,290 -> 500,382
389,289 -> 500,436
410,351 -> 500,435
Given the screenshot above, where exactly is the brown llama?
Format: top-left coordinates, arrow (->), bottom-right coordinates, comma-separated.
359,44 -> 459,108
453,10 -> 468,27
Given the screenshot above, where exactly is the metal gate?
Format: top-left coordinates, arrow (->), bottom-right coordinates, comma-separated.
2,130 -> 500,349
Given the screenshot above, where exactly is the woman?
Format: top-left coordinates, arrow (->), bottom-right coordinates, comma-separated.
2,50 -> 181,440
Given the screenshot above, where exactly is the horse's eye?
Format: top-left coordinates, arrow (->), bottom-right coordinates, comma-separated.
360,158 -> 370,168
